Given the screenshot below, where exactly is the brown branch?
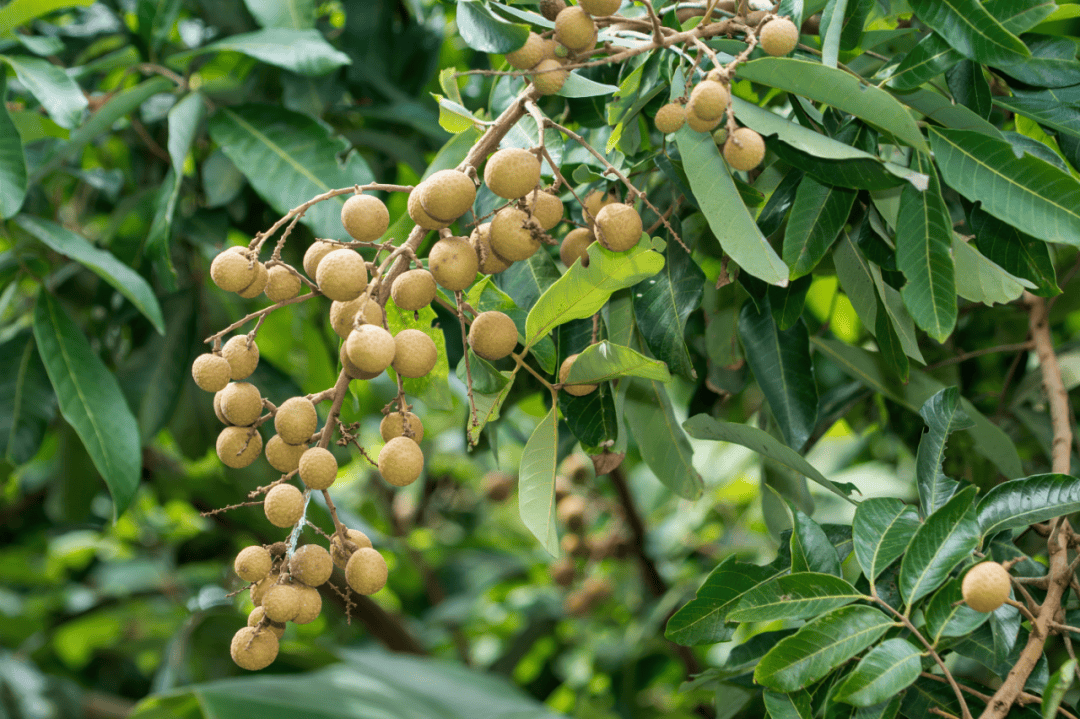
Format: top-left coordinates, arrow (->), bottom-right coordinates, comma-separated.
607,465 -> 666,597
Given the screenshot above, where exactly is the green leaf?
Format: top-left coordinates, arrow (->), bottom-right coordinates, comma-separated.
874,294 -> 909,383
683,415 -> 858,501
208,105 -> 374,241
469,375 -> 515,446
468,276 -> 556,374
923,578 -> 989,644
890,33 -> 962,91
565,340 -> 670,384
852,498 -> 922,582
952,234 -> 1034,306
0,0 -> 94,36
769,275 -> 813,332
632,241 -> 703,380
15,216 -> 165,334
525,240 -> 664,348
675,125 -> 789,285
558,382 -> 617,449
833,639 -> 921,707
0,330 -> 56,464
174,28 -> 350,76
916,387 -> 974,517
456,0 -> 529,53
727,572 -> 864,622
946,60 -> 991,119
893,87 -> 1002,138
976,473 -> 1080,537
819,0 -> 849,69
929,126 -> 1080,247
665,558 -> 775,645
1,54 -> 87,129
558,72 -> 620,98
996,36 -> 1080,88
736,58 -> 929,153
386,299 -> 453,412
969,205 -> 1060,297
0,74 -> 27,218
755,605 -> 895,692
1044,658 -> 1077,719
898,486 -> 979,607
518,406 -> 560,556
737,298 -> 818,450
32,294 -> 141,519
763,690 -> 814,719
242,0 -> 316,29
625,378 -> 703,500
994,88 -> 1080,139
782,175 -> 856,279
909,0 -> 1029,66
136,0 -> 181,57
790,505 -> 842,576
853,697 -> 901,719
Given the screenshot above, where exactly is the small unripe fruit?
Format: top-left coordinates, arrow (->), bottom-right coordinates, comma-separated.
222,336 -> 260,380
962,561 -> 1012,613
230,626 -> 278,670
654,103 -> 686,134
723,127 -> 766,171
557,494 -> 587,531
247,607 -> 285,638
470,223 -> 512,274
550,557 -> 575,587
507,32 -> 545,70
261,583 -> 300,622
380,412 -> 425,443
378,436 -> 424,487
484,148 -> 542,200
523,189 -> 564,230
250,571 -> 279,606
237,262 -> 269,299
582,189 -> 616,226
560,228 -> 595,267
482,471 -> 514,501
490,207 -> 540,262
468,311 -> 519,361
580,0 -> 621,15
712,126 -> 729,146
686,110 -> 722,133
289,544 -> 333,587
220,382 -> 263,427
331,528 -> 373,569
298,447 -> 337,490
234,545 -> 273,583
391,269 -> 437,311
329,296 -> 383,339
316,249 -> 368,302
340,344 -> 381,380
264,265 -> 302,302
392,329 -> 438,378
760,16 -> 799,56
264,484 -> 305,528
292,584 -> 322,624
346,323 -> 397,374
428,236 -> 479,291
303,240 -> 337,280
419,170 -> 476,223
594,203 -> 643,252
407,190 -> 451,231
266,435 -> 306,473
211,249 -> 258,292
555,6 -> 596,52
532,58 -> 569,95
192,353 -> 231,392
687,81 -> 729,122
345,547 -> 388,595
340,193 -> 390,242
540,0 -> 566,20
275,397 -> 318,445
560,354 -> 597,395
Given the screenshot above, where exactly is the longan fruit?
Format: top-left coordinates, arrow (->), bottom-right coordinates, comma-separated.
292,584 -> 322,624
329,296 -> 383,339
378,436 -> 424,487
392,329 -> 438,378
340,344 -> 382,380
523,189 -> 564,230
555,6 -> 596,52
507,32 -> 545,70
484,148 -> 542,200
556,494 -> 586,531
391,269 -> 437,311
250,571 -> 279,606
316,249 -> 368,302
192,353 -> 231,392
490,207 -> 540,262
264,483 -> 305,528
532,58 -> 569,95
582,189 -> 616,226
261,583 -> 300,623
559,354 -> 598,396
760,16 -> 799,56
724,127 -> 766,171
331,528 -> 372,569
560,228 -> 595,267
419,170 -> 476,223
550,557 -> 576,587
211,248 -> 257,292
561,453 -> 592,483
234,545 -> 272,583
275,397 -> 318,445
540,0 -> 566,21
340,193 -> 390,242
264,265 -> 302,302
594,203 -> 643,252
654,103 -> 686,134
345,547 -> 388,595
380,411 -> 425,443
555,474 -> 573,501
468,311 -> 519,361
303,240 -> 337,280
298,447 -> 337,490
219,382 -> 263,427
213,391 -> 231,425
712,126 -> 729,146
222,336 -> 260,380
481,471 -> 514,501
580,0 -> 621,15
407,190 -> 451,231
470,223 -> 512,274
237,262 -> 269,299
230,626 -> 279,670
962,562 -> 1012,613
686,110 -> 721,133
289,544 -> 333,587
687,80 -> 729,122
345,324 -> 397,374
428,236 -> 479,291
266,435 -> 306,473
247,607 -> 285,639
583,576 -> 613,601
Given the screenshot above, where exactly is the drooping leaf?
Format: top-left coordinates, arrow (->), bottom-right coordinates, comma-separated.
727,572 -> 864,622
665,558 -> 776,645
852,498 -> 921,582
558,381 -> 617,449
898,486 -> 979,607
32,294 -> 141,519
558,72 -> 620,98
916,387 -> 974,517
769,275 -> 813,332
968,205 -> 1060,297
518,406 -> 560,555
243,0 -> 316,29
782,174 -> 856,279
632,241 -> 703,379
0,330 -> 57,464
1,54 -> 87,129
976,474 -> 1080,537
456,0 -> 529,54
908,0 -> 1029,66
923,578 -> 990,644
946,60 -> 991,119
995,36 -> 1080,88
873,293 -> 909,382
565,340 -> 670,384
833,638 -> 921,707
174,28 -> 350,76
468,375 -> 515,446
625,378 -> 702,500
890,33 -> 962,91
790,505 -> 842,576
0,74 -> 27,218
1044,658 -> 1077,719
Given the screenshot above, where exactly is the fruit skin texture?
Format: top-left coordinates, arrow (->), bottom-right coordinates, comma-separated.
264,484 -> 305,528
594,203 -> 643,252
482,471 -> 514,501
192,353 -> 231,392
217,426 -> 264,468
275,397 -> 318,445
247,607 -> 285,638
345,547 -> 389,595
687,80 -> 729,122
220,382 -> 263,427
507,32 -> 545,70
490,207 -> 540,262
523,189 -> 564,231
468,311 -> 519,361
470,223 -> 512,274
330,296 -> 384,339
340,194 -> 389,242
419,170 -> 476,222
303,240 -> 337,280
292,584 -> 322,624
392,329 -> 438,378
559,354 -> 598,396
557,494 -> 586,531
582,190 -> 616,226
540,0 -> 566,21
236,262 -> 269,299
378,436 -> 424,487
234,546 -> 272,582
484,148 -> 542,200
407,190 -> 451,231
211,249 -> 258,292
250,572 -> 279,606
289,544 -> 333,587
222,336 -> 260,380
555,6 -> 596,52
230,626 -> 279,670
298,447 -> 337,490
316,249 -> 368,302
346,324 -> 397,374
532,58 -> 568,95
760,16 -> 799,56
391,269 -> 437,311
266,435 -> 306,473
261,583 -> 300,622
428,236 -> 479,291
380,412 -> 425,443
962,561 -> 1012,612
560,228 -> 595,267
723,127 -> 766,171
331,528 -> 372,569
580,0 -> 621,16
340,344 -> 381,380
686,110 -> 721,133
264,265 -> 301,302
654,103 -> 685,134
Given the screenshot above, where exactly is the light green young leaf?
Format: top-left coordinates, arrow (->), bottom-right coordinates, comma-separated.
2,54 -> 87,129
1044,658 -> 1077,719
565,340 -> 670,384
518,406 -> 560,556
0,0 -> 94,36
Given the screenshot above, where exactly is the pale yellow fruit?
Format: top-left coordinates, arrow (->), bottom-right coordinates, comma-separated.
234,545 -> 272,583
230,626 -> 279,670
468,310 -> 519,361
213,391 -> 230,425
550,557 -> 575,587
723,127 -> 766,171
247,607 -> 285,638
275,397 -> 318,445
329,296 -> 383,339
303,240 -> 337,280
261,583 -> 300,622
555,6 -> 596,52
292,584 -> 322,624
264,265 -> 302,302
331,528 -> 373,569
582,189 -> 617,226
345,324 -> 397,374
560,228 -> 595,267
484,148 -> 542,200
345,547 -> 388,595
428,236 -> 479,291
687,80 -> 729,122
559,354 -> 597,395
481,471 -> 514,501
470,223 -> 512,274
210,249 -> 257,292
222,336 -> 260,380
490,207 -> 540,262
532,58 -> 569,95
419,170 -> 476,223
316,249 -> 368,302
654,103 -> 686,134
686,110 -> 721,133
523,189 -> 564,230
192,353 -> 231,392
962,561 -> 1012,613
250,571 -> 279,606
580,0 -> 621,15
378,436 -> 424,487
340,344 -> 382,380
380,412 -> 425,443
264,483 -> 305,528
507,32 -> 545,70
760,17 -> 799,56
340,193 -> 390,242
220,382 -> 263,427
265,435 -> 306,473
408,190 -> 451,231
391,269 -> 437,311
237,262 -> 269,299
392,329 -> 438,378
557,494 -> 586,530
289,544 -> 333,587
594,203 -> 643,252
298,447 -> 337,490
217,426 -> 264,468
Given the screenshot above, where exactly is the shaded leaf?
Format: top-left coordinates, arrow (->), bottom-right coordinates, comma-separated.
852,498 -> 921,582
665,558 -> 775,645
977,474 -> 1080,537
469,375 -> 515,446
953,234 -> 1034,306
898,486 -> 979,606
558,382 -> 617,449
2,54 -> 87,129
625,378 -> 702,500
1044,658 -> 1077,719
763,690 -> 814,719
833,639 -> 921,707
565,340 -> 670,384
790,505 -> 842,576
0,330 -> 57,464
924,578 -> 990,644
946,60 -> 991,119
243,0 -> 316,29
890,33 -> 961,91
782,174 -> 856,279
0,74 -> 27,218
632,241 -> 703,379
995,36 -> 1080,88
456,0 -> 529,54
916,387 -> 974,517
968,205 -> 1060,297
908,0 -> 1029,66
178,28 -> 350,76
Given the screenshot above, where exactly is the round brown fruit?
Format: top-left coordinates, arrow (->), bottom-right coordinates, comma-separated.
549,557 -> 575,587
392,329 -> 438,378
345,547 -> 388,595
261,583 -> 300,622
507,32 -> 545,70
345,324 -> 397,374
264,483 -> 305,528
329,297 -> 384,339
593,203 -> 643,252
419,170 -> 476,223
340,344 -> 382,380
380,411 -> 425,443
237,262 -> 269,299
391,269 -> 437,311
554,6 -> 596,52
490,207 -> 540,262
468,310 -> 519,361
686,109 -> 721,133
654,103 -> 686,134
484,148 -> 542,200
234,545 -> 272,583
470,223 -> 512,274
298,447 -> 337,490
192,353 -> 232,393
723,127 -> 766,171
580,0 -> 621,15
559,354 -> 598,396
331,528 -> 373,569
266,435 -> 306,473
315,249 -> 368,302
213,391 -> 231,425
340,193 -> 390,243
275,397 -> 318,445
760,16 -> 799,57
303,240 -> 337,280
250,571 -> 279,606
230,626 -> 279,670
222,336 -> 260,380
428,236 -> 479,291
247,607 -> 285,639
582,189 -> 617,226
523,189 -> 564,230
540,0 -> 566,20
289,544 -> 333,587
292,584 -> 322,624
219,382 -> 263,427
556,494 -> 586,531
217,426 -> 264,468
481,471 -> 514,501
962,561 -> 1012,613
408,189 -> 451,231
264,265 -> 301,302
532,58 -> 569,95
211,249 -> 258,293
687,80 -> 729,122
378,436 -> 424,487
560,228 -> 595,267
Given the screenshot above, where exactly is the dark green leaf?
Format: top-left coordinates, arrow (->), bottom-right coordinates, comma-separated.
782,174 -> 856,279
994,89 -> 1080,140
0,330 -> 56,464
890,33 -> 961,91
558,72 -> 619,98
176,28 -> 350,76
136,0 -> 181,56
727,572 -> 864,622
625,378 -> 703,500
969,205 -> 1060,297
946,60 -> 991,119
977,473 -> 1080,537
916,387 -> 974,517
632,241 -> 703,379
558,383 -> 616,449
665,558 -> 776,645
763,690 -> 814,719
769,275 -> 813,332
518,406 -> 560,555
0,74 -> 26,218
2,54 -> 87,129
833,639 -> 921,707
873,294 -> 909,383
853,697 -> 901,719
852,498 -> 921,582
757,165 -> 803,238
898,486 -> 979,606
908,0 -> 1029,66
995,36 -> 1080,88
923,578 -> 989,644
243,0 -> 316,29
456,0 -> 529,53
790,505 -> 842,576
